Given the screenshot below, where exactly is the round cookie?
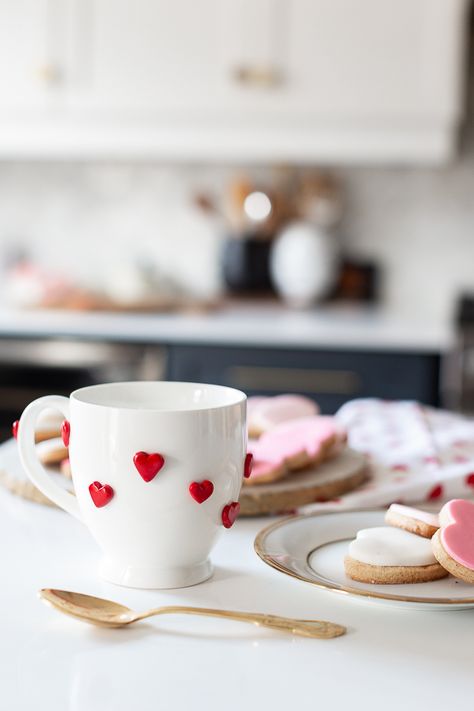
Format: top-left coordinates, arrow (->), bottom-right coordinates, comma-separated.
247,397 -> 270,438
35,407 -> 63,442
38,442 -> 69,467
432,499 -> 474,584
345,527 -> 448,584
244,415 -> 345,486
244,439 -> 288,485
385,504 -> 439,539
247,394 -> 319,438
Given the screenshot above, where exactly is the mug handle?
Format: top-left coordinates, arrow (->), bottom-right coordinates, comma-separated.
17,395 -> 81,520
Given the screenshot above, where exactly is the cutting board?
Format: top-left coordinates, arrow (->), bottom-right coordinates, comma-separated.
239,448 -> 369,516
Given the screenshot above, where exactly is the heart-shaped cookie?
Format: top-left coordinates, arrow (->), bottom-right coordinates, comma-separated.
189,480 -> 214,503
89,481 -> 114,508
133,451 -> 165,482
432,499 -> 474,582
222,501 -> 240,529
61,420 -> 70,447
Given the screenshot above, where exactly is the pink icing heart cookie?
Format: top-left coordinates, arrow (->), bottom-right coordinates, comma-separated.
385,504 -> 439,539
247,394 -> 319,438
432,499 -> 474,583
244,415 -> 345,486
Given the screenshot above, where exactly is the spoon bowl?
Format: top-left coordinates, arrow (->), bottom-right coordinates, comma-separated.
40,589 -> 136,627
39,588 -> 346,638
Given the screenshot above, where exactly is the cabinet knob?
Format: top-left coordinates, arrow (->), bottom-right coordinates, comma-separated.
36,64 -> 62,86
232,65 -> 282,88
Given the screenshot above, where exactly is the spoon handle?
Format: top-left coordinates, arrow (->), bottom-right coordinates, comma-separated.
137,606 -> 346,639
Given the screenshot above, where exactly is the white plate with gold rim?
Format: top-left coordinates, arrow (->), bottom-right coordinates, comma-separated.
254,509 -> 474,610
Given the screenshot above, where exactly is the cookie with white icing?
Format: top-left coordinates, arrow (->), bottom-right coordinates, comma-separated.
344,527 -> 448,584
247,394 -> 319,438
385,504 -> 439,539
432,499 -> 474,583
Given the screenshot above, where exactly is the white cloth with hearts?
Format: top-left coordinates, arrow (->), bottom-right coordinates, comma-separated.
303,399 -> 474,513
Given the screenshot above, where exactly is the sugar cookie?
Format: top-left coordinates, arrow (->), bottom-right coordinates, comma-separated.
432,499 -> 474,583
244,440 -> 287,485
38,443 -> 69,467
345,527 -> 448,584
244,415 -> 345,486
247,395 -> 319,437
385,504 -> 439,539
247,397 -> 270,438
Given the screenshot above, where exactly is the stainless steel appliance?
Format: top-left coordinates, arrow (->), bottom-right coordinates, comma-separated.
0,338 -> 166,440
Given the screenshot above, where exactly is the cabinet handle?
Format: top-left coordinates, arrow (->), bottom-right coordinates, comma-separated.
232,65 -> 282,88
36,64 -> 62,86
228,366 -> 361,395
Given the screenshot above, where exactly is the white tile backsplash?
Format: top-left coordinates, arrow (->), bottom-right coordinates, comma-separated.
0,144 -> 473,321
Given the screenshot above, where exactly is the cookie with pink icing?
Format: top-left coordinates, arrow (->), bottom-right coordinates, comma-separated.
385,504 -> 439,539
432,499 -> 474,583
244,415 -> 345,486
247,394 -> 319,437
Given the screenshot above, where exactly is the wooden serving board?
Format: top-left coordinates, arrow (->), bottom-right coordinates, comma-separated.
239,448 -> 369,516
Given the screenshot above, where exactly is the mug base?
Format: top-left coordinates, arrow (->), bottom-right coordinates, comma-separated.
99,558 -> 213,589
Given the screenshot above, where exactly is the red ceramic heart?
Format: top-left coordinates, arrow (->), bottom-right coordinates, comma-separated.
61,420 -> 70,447
243,453 -> 253,479
89,481 -> 114,508
189,480 -> 214,503
12,420 -> 19,439
222,501 -> 240,529
133,451 -> 165,482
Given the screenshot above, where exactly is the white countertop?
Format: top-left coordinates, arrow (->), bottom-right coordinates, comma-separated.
0,439 -> 472,711
0,304 -> 453,352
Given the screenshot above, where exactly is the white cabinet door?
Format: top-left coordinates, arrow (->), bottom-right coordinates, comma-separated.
0,0 -> 468,162
61,0 -> 468,162
66,0 -> 227,113
0,0 -> 65,110
284,0 -> 465,119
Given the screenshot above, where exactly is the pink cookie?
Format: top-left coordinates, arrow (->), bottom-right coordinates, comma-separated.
244,415 -> 345,486
244,440 -> 288,485
248,395 -> 319,437
385,504 -> 439,539
432,499 -> 474,583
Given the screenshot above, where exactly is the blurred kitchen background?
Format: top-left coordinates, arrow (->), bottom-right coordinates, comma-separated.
1,0 -> 474,438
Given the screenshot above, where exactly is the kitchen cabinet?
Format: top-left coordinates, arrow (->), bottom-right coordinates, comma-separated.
0,0 -> 469,162
167,344 -> 441,413
0,0 -> 60,110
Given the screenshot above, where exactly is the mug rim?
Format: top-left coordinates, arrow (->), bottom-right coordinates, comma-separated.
70,381 -> 247,413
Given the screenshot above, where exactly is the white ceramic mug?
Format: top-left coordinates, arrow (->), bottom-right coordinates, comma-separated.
18,381 -> 246,589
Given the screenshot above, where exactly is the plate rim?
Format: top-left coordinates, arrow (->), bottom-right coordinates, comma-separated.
254,509 -> 474,606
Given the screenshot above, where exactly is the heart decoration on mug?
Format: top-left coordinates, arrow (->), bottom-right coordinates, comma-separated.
243,453 -> 253,479
89,481 -> 114,508
189,480 -> 214,504
222,501 -> 240,529
61,420 -> 70,447
133,451 -> 165,482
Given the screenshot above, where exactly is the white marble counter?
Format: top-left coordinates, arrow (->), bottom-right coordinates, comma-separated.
0,304 -> 454,352
0,438 -> 472,711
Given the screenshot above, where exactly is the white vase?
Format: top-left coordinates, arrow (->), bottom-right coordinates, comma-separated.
270,221 -> 336,308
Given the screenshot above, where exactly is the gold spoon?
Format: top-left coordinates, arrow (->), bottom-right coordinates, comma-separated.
39,588 -> 346,639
